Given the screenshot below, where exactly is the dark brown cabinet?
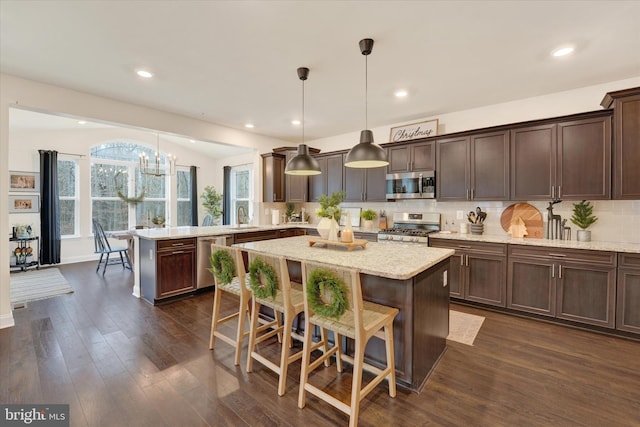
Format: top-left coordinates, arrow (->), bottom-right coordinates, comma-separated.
429,238 -> 507,307
508,245 -> 616,328
284,150 -> 309,202
511,114 -> 611,200
343,153 -> 387,202
601,87 -> 640,200
309,153 -> 344,201
261,152 -> 286,202
140,237 -> 196,304
436,131 -> 509,201
616,253 -> 640,334
387,140 -> 435,173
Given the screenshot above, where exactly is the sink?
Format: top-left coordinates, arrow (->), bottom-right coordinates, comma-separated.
229,226 -> 260,230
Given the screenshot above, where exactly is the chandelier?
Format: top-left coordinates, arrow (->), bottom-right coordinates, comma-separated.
139,134 -> 176,177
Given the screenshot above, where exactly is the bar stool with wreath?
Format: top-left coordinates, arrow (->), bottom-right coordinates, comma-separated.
245,251 -> 305,396
298,260 -> 399,427
208,243 -> 280,366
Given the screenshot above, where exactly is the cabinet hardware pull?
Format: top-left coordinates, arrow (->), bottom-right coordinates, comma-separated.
558,185 -> 561,198
171,243 -> 184,246
466,188 -> 470,200
172,250 -> 185,254
558,264 -> 563,279
548,253 -> 566,257
551,186 -> 555,199
552,264 -> 555,278
458,245 -> 472,249
466,254 -> 469,266
460,255 -> 464,266
471,188 -> 475,200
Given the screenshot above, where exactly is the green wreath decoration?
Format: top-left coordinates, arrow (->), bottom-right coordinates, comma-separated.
248,257 -> 278,299
116,187 -> 146,205
307,269 -> 348,319
209,250 -> 235,285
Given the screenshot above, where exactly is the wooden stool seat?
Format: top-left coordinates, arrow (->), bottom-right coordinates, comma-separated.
298,261 -> 399,427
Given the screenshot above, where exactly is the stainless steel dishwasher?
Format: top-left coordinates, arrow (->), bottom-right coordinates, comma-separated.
197,235 -> 233,288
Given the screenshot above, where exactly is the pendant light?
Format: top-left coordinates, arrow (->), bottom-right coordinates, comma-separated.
285,67 -> 321,175
344,38 -> 389,169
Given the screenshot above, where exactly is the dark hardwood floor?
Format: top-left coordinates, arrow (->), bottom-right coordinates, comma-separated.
2,261 -> 639,426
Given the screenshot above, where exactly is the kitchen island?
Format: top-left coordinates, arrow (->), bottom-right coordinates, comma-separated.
234,235 -> 455,391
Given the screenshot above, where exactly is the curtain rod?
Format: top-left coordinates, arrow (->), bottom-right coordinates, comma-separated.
58,152 -> 86,157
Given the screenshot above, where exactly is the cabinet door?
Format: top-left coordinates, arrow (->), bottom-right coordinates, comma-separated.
285,151 -> 308,202
262,153 -> 285,202
326,154 -> 344,196
344,165 -> 365,202
508,257 -> 556,316
471,131 -> 509,201
448,253 -> 464,298
511,124 -> 556,200
557,116 -> 611,200
157,248 -> 196,298
617,268 -> 640,334
364,166 -> 387,201
309,156 -> 327,202
465,253 -> 506,307
387,145 -> 411,173
556,263 -> 616,328
613,93 -> 640,199
436,136 -> 469,201
411,141 -> 435,172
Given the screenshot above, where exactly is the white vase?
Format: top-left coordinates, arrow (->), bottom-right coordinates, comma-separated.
328,219 -> 339,241
317,217 -> 332,239
363,220 -> 374,230
576,229 -> 591,242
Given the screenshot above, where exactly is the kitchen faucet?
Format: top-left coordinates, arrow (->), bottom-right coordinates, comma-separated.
237,206 -> 247,225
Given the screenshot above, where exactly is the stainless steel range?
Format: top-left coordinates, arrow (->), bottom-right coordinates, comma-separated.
377,212 -> 441,244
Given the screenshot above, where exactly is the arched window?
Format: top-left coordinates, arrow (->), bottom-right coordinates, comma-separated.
90,141 -> 170,231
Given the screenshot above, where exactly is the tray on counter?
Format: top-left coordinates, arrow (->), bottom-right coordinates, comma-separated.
308,237 -> 368,251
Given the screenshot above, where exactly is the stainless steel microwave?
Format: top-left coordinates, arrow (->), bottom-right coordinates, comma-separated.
386,171 -> 435,199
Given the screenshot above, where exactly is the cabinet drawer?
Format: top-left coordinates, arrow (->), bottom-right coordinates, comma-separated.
430,238 -> 506,256
508,245 -> 616,266
619,252 -> 640,269
234,230 -> 279,243
157,238 -> 196,251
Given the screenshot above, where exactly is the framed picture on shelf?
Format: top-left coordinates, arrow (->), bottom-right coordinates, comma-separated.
9,195 -> 40,213
9,171 -> 40,192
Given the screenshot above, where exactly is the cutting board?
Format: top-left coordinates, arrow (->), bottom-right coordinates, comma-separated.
500,203 -> 544,238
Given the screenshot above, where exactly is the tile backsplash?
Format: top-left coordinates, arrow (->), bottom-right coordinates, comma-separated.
258,199 -> 640,244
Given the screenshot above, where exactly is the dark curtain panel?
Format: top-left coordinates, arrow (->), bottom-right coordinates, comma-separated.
39,150 -> 61,265
190,166 -> 198,226
223,166 -> 231,225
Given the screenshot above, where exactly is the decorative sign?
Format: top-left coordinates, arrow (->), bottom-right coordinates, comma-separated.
389,119 -> 438,142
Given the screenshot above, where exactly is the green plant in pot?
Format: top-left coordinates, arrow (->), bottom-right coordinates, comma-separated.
571,200 -> 597,242
360,209 -> 377,229
200,185 -> 223,224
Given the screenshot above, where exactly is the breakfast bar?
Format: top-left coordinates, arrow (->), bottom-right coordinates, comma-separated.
234,235 -> 455,391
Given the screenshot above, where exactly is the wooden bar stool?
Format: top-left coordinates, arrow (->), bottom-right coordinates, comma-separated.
208,243 -> 252,366
298,261 -> 399,427
245,251 -> 305,396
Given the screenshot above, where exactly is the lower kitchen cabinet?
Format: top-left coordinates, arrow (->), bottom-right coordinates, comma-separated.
617,253 -> 640,334
140,237 -> 196,304
429,238 -> 507,307
508,245 -> 616,328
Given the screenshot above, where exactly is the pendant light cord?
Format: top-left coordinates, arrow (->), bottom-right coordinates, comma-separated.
365,54 -> 368,130
302,77 -> 305,144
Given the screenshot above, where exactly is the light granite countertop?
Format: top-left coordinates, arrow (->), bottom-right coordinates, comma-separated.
133,224 -> 378,240
233,235 -> 454,280
429,232 -> 640,254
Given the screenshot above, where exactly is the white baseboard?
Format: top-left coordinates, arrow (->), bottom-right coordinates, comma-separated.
0,312 -> 15,329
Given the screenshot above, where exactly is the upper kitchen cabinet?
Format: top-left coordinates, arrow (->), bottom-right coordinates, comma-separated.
309,152 -> 344,201
262,152 -> 286,202
436,130 -> 509,201
601,87 -> 640,200
511,112 -> 611,201
343,153 -> 387,202
386,140 -> 435,173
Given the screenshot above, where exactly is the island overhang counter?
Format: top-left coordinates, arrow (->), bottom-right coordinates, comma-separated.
234,235 -> 455,392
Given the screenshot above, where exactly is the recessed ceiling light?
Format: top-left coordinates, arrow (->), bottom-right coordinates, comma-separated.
77,120 -> 87,125
551,46 -> 575,57
245,123 -> 254,128
394,90 -> 408,98
136,70 -> 153,78
291,120 -> 301,125
189,139 -> 195,144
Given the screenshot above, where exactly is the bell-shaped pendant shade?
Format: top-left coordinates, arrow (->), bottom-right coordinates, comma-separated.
344,130 -> 388,168
285,144 -> 321,175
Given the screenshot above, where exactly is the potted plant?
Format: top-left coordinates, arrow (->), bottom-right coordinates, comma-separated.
570,200 -> 598,242
361,209 -> 377,230
200,185 -> 223,224
316,191 -> 345,239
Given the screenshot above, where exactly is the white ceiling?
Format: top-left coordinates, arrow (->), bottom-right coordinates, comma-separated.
1,1 -> 639,143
